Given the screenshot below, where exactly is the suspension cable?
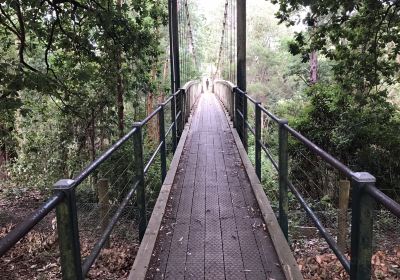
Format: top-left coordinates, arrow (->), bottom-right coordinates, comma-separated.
184,1 -> 197,70
214,0 -> 236,81
177,0 -> 197,84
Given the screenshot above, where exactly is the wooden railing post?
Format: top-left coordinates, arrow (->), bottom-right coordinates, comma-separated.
338,179 -> 350,252
255,102 -> 262,180
98,178 -> 110,248
158,105 -> 167,182
133,123 -> 147,240
350,172 -> 375,280
278,119 -> 289,240
53,179 -> 83,280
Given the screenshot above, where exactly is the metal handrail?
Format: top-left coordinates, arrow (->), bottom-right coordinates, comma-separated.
365,184 -> 400,217
70,126 -> 139,189
214,80 -> 400,280
259,140 -> 278,171
0,81 -> 201,279
288,180 -> 351,272
0,193 -> 64,256
82,180 -> 140,275
144,141 -> 164,174
284,124 -> 354,178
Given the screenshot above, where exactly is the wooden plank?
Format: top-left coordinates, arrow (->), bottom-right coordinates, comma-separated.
142,93 -> 295,280
127,100 -> 196,280
222,100 -> 304,280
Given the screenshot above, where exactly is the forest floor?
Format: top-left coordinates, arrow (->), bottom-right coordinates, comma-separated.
0,188 -> 138,280
1,188 -> 400,279
291,235 -> 400,279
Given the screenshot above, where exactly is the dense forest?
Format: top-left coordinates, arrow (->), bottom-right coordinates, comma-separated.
0,0 -> 400,278
287,0 -> 400,201
242,0 -> 400,202
0,0 -> 171,191
2,0 -> 398,198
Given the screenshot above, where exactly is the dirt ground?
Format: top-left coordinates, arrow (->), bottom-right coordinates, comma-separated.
1,189 -> 399,280
0,189 -> 138,280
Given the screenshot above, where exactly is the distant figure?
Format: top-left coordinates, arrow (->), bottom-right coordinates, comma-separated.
206,79 -> 209,91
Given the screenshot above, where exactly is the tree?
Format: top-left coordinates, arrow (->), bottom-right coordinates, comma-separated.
272,0 -> 400,94
273,0 -> 400,197
0,0 -> 168,189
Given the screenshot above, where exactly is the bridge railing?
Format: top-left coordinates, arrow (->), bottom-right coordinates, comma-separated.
0,81 -> 201,279
214,80 -> 400,280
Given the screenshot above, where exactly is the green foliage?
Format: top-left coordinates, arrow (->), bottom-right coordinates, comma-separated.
273,0 -> 400,92
246,2 -> 304,104
0,0 -> 168,193
293,83 -> 400,197
271,0 -> 400,199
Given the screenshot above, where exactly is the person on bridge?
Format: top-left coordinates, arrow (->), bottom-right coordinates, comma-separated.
206,79 -> 209,91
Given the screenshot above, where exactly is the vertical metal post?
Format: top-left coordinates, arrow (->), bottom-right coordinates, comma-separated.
242,93 -> 248,151
176,91 -> 181,141
54,179 -> 83,280
185,87 -> 190,121
179,89 -> 185,135
233,87 -> 237,128
237,0 -> 246,148
230,87 -> 234,121
171,0 -> 180,92
237,0 -> 246,91
182,87 -> 186,122
350,172 -> 375,280
158,105 -> 167,182
171,94 -> 177,152
230,0 -> 233,82
278,119 -> 288,240
168,0 -> 174,94
255,102 -> 262,180
179,0 -> 183,83
133,123 -> 147,240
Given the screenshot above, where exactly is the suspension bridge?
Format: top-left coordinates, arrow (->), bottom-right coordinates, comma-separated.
1,1 -> 400,280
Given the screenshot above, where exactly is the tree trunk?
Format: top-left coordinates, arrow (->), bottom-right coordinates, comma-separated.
116,0 -> 124,138
147,67 -> 158,144
309,20 -> 318,84
310,50 -> 318,84
90,109 -> 98,191
116,64 -> 124,138
162,58 -> 168,100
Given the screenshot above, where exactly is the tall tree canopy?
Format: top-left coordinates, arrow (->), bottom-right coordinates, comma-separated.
273,0 -> 400,93
272,0 -> 400,196
0,0 -> 167,187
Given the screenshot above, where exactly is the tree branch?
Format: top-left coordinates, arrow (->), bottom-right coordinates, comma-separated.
0,6 -> 21,39
45,19 -> 58,74
13,0 -> 40,72
51,0 -> 90,10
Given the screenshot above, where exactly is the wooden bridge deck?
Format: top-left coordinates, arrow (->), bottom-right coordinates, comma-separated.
143,92 -> 286,279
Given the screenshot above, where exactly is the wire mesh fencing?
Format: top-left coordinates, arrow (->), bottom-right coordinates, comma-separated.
288,208 -> 400,279
0,202 -> 60,279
